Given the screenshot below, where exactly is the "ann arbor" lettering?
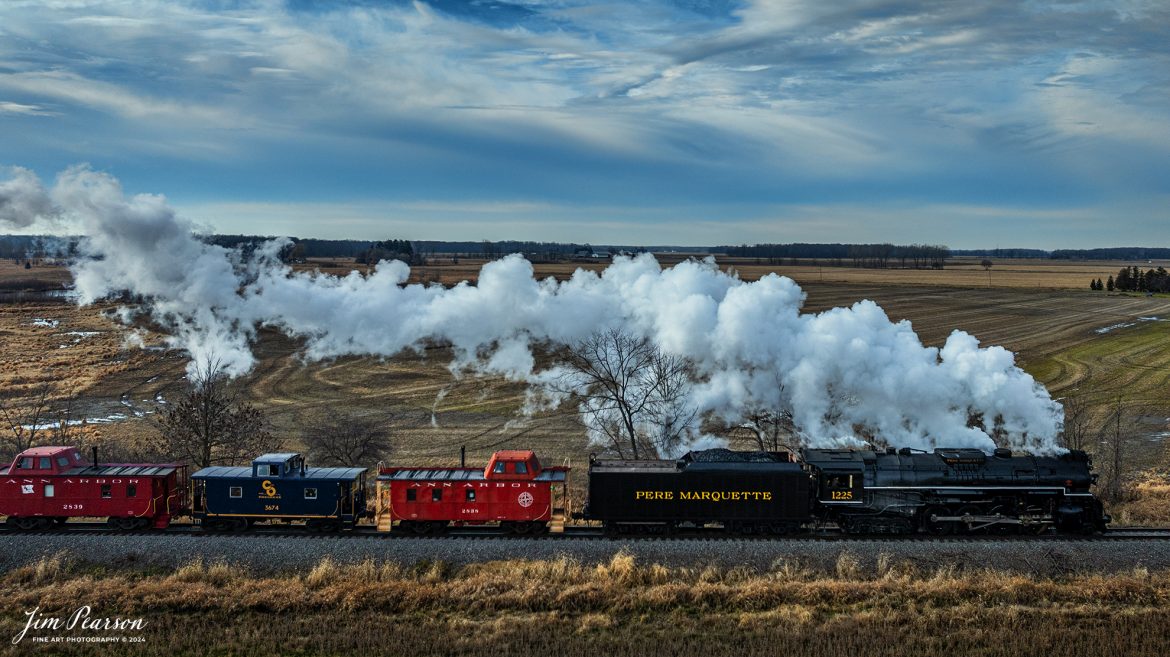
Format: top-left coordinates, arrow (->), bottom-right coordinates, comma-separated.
635,491 -> 772,501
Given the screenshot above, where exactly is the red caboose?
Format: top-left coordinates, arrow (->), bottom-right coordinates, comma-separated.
375,450 -> 570,534
0,446 -> 187,530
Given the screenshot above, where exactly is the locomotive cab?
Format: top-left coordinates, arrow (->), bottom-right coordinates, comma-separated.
804,450 -> 867,505
820,472 -> 862,503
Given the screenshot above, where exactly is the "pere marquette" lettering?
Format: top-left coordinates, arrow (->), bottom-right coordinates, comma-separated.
635,490 -> 772,501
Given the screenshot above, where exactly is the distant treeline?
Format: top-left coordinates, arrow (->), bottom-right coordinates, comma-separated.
4,234 -> 1167,264
950,248 -> 1050,258
208,236 -> 659,262
0,235 -> 77,260
721,243 -> 950,269
956,247 -> 1170,260
1051,248 -> 1170,261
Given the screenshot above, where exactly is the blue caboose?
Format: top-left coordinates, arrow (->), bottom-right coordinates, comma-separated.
191,453 -> 367,531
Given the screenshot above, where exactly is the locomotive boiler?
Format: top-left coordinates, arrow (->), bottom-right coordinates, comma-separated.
804,447 -> 1109,535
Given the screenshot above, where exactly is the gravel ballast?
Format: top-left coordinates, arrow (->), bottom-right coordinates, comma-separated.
3,534 -> 1170,575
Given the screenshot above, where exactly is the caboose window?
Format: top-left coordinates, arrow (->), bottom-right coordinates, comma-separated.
127,484 -> 137,498
56,456 -> 69,467
229,486 -> 242,498
494,462 -> 506,473
515,462 -> 528,474
101,484 -> 111,498
465,489 -> 476,502
406,489 -> 416,502
305,488 -> 318,500
38,457 -> 51,469
432,489 -> 443,502
18,457 -> 32,469
44,484 -> 54,498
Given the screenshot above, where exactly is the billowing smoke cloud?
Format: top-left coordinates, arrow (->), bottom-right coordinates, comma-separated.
0,166 -> 57,227
1,165 -> 1064,454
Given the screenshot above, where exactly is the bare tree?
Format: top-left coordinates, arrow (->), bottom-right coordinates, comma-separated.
1096,394 -> 1138,504
556,328 -> 696,459
0,382 -> 54,457
302,409 -> 393,467
735,409 -> 797,453
0,381 -> 83,459
1059,391 -> 1092,451
158,356 -> 279,468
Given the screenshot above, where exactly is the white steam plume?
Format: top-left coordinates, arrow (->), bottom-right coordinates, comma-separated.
1,165 -> 1064,454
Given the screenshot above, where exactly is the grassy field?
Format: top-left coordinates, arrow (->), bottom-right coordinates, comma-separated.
2,553 -> 1169,657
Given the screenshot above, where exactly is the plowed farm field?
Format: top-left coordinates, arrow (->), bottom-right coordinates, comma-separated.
2,258 -> 1168,467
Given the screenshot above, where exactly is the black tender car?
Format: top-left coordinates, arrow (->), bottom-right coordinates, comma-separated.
581,449 -> 810,534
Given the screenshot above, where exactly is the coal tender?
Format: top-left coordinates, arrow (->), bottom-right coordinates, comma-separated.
581,449 -> 810,535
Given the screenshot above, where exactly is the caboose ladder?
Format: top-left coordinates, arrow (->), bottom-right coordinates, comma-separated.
549,457 -> 571,534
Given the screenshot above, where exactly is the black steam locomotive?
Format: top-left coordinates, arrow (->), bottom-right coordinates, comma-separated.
582,447 -> 1109,535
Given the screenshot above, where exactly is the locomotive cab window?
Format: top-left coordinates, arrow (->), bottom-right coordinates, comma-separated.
229,486 -> 243,498
821,473 -> 859,501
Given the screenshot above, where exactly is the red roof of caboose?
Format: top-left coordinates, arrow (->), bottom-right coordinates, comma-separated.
485,450 -> 541,480
15,446 -> 75,457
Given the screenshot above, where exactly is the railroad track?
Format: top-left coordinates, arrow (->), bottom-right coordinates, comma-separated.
5,523 -> 1170,542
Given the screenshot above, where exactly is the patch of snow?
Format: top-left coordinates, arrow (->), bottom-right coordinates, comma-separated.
1095,316 -> 1163,335
1095,322 -> 1135,334
30,318 -> 59,328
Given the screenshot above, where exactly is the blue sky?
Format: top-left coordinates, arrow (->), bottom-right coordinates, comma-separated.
1,0 -> 1167,247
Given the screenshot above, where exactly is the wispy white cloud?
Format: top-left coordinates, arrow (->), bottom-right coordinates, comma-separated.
0,100 -> 55,115
0,0 -> 1165,247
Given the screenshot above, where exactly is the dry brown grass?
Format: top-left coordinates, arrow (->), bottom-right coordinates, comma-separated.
0,259 -> 72,289
2,552 -> 1170,656
1108,473 -> 1170,526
